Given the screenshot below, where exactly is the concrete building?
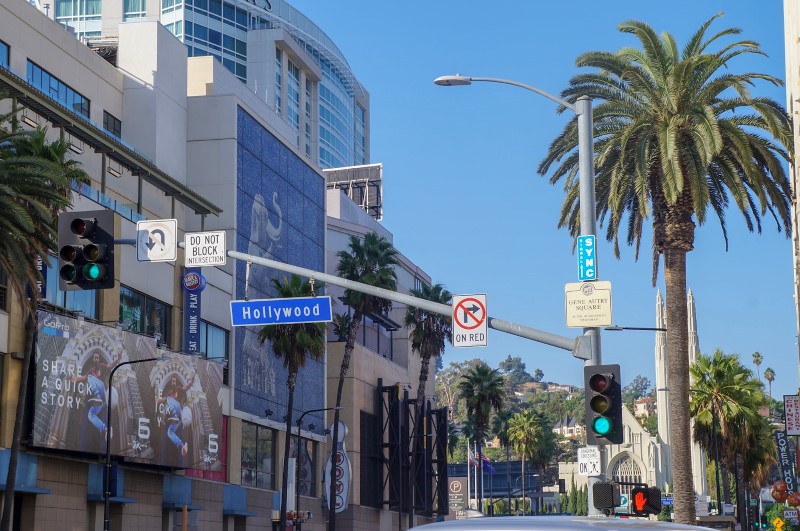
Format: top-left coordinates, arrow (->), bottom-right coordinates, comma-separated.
0,2 -> 441,529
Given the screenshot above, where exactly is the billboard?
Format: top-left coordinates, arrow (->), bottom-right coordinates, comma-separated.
33,310 -> 224,471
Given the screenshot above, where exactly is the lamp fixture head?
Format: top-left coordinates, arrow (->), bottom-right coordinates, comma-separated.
434,74 -> 472,87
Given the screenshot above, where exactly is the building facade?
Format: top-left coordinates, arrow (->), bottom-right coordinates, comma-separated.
48,0 -> 370,170
0,2 -> 438,530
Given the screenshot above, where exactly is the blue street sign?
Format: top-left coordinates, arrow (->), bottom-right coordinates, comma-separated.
577,235 -> 597,281
230,296 -> 333,327
661,496 -> 674,506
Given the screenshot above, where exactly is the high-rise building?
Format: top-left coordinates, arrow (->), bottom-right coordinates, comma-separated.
50,0 -> 370,169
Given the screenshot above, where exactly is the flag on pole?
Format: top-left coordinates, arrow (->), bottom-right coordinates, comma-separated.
482,460 -> 496,475
467,446 -> 479,466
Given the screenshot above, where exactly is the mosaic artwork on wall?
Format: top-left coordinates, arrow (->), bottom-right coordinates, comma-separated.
234,107 -> 326,430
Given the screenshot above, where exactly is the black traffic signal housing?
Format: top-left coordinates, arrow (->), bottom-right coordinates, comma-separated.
592,481 -> 620,512
584,364 -> 623,444
630,486 -> 662,516
58,209 -> 115,290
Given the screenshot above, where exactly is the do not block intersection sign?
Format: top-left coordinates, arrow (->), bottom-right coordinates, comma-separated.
452,294 -> 487,348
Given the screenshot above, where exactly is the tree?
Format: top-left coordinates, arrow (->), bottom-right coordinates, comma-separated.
507,408 -> 555,514
622,375 -> 651,406
498,355 -> 534,388
404,282 -> 452,403
329,231 -> 398,531
533,368 -> 544,383
457,362 -> 505,511
539,16 -> 792,523
764,368 -> 775,398
257,275 -> 326,529
690,348 -> 770,516
0,114 -> 85,531
490,409 -> 516,513
752,352 -> 763,381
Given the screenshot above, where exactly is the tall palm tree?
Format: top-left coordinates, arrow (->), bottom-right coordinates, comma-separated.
329,232 -> 397,530
752,352 -> 763,381
539,16 -> 792,523
257,275 -> 326,529
763,368 -> 775,398
457,363 -> 504,512
507,409 -> 541,515
404,282 -> 453,404
0,111 -> 84,531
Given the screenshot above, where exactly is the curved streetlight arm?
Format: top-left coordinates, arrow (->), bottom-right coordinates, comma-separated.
440,75 -> 576,112
104,357 -> 158,531
605,325 -> 667,332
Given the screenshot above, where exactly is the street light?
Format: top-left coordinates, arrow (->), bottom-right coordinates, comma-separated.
294,406 -> 339,530
104,357 -> 158,531
435,72 -> 602,512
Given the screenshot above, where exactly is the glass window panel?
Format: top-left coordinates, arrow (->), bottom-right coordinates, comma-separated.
208,28 -> 221,46
0,41 -> 8,69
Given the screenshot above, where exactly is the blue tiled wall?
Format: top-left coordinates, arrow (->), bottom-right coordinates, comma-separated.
234,107 -> 326,432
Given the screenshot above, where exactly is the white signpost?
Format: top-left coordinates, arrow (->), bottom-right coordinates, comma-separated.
577,446 -> 601,477
785,395 -> 800,435
136,219 -> 178,262
452,294 -> 488,348
185,231 -> 227,267
564,281 -> 612,328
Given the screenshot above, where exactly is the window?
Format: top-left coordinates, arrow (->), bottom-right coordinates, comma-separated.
287,60 -> 300,132
0,40 -> 8,70
241,421 -> 276,490
44,257 -> 98,318
274,48 -> 282,115
119,285 -> 172,347
124,0 -> 146,19
0,267 -> 7,312
199,320 -> 228,361
103,111 -> 122,139
26,61 -> 90,118
290,436 -> 317,497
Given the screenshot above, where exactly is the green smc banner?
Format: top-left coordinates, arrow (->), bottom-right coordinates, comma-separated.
33,310 -> 224,471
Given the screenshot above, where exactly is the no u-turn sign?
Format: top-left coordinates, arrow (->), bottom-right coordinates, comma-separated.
452,294 -> 488,348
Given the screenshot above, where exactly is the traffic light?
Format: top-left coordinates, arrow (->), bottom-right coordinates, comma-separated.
584,364 -> 623,444
58,209 -> 115,290
592,481 -> 620,511
630,486 -> 662,516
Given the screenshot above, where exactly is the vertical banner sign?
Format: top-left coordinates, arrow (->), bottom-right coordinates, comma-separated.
182,269 -> 205,355
785,395 -> 800,436
775,431 -> 797,493
577,235 -> 597,281
446,477 -> 468,520
324,421 -> 351,513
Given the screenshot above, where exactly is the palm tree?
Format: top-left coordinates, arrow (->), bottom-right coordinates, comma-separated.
507,409 -> 541,515
690,349 -> 765,507
539,16 -> 792,524
752,352 -> 763,381
0,113 -> 84,531
457,362 -> 505,512
329,232 -> 398,530
490,409 -> 515,513
404,282 -> 453,404
763,368 -> 775,398
257,275 -> 326,529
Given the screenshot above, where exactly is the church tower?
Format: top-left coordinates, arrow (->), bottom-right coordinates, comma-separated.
655,289 -> 707,498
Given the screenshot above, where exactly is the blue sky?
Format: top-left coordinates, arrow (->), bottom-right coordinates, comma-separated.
290,1 -> 797,399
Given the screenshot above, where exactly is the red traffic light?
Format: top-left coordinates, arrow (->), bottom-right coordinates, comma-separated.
589,373 -> 611,393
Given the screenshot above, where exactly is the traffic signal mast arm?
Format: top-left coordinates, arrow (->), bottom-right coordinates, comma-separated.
223,248 -> 590,358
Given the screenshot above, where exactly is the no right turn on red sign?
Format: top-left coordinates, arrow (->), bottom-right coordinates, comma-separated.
452,294 -> 487,348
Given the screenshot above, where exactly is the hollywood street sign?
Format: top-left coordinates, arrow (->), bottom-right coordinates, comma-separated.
230,296 -> 333,327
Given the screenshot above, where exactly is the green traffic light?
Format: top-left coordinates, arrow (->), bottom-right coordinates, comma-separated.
82,263 -> 105,281
592,416 -> 612,436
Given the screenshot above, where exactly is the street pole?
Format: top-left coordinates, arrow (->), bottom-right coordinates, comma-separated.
104,357 -> 157,531
433,74 -> 601,513
295,407 -> 338,531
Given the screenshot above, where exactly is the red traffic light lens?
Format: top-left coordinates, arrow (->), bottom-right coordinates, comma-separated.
589,373 -> 610,393
59,245 -> 79,262
70,217 -> 95,237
